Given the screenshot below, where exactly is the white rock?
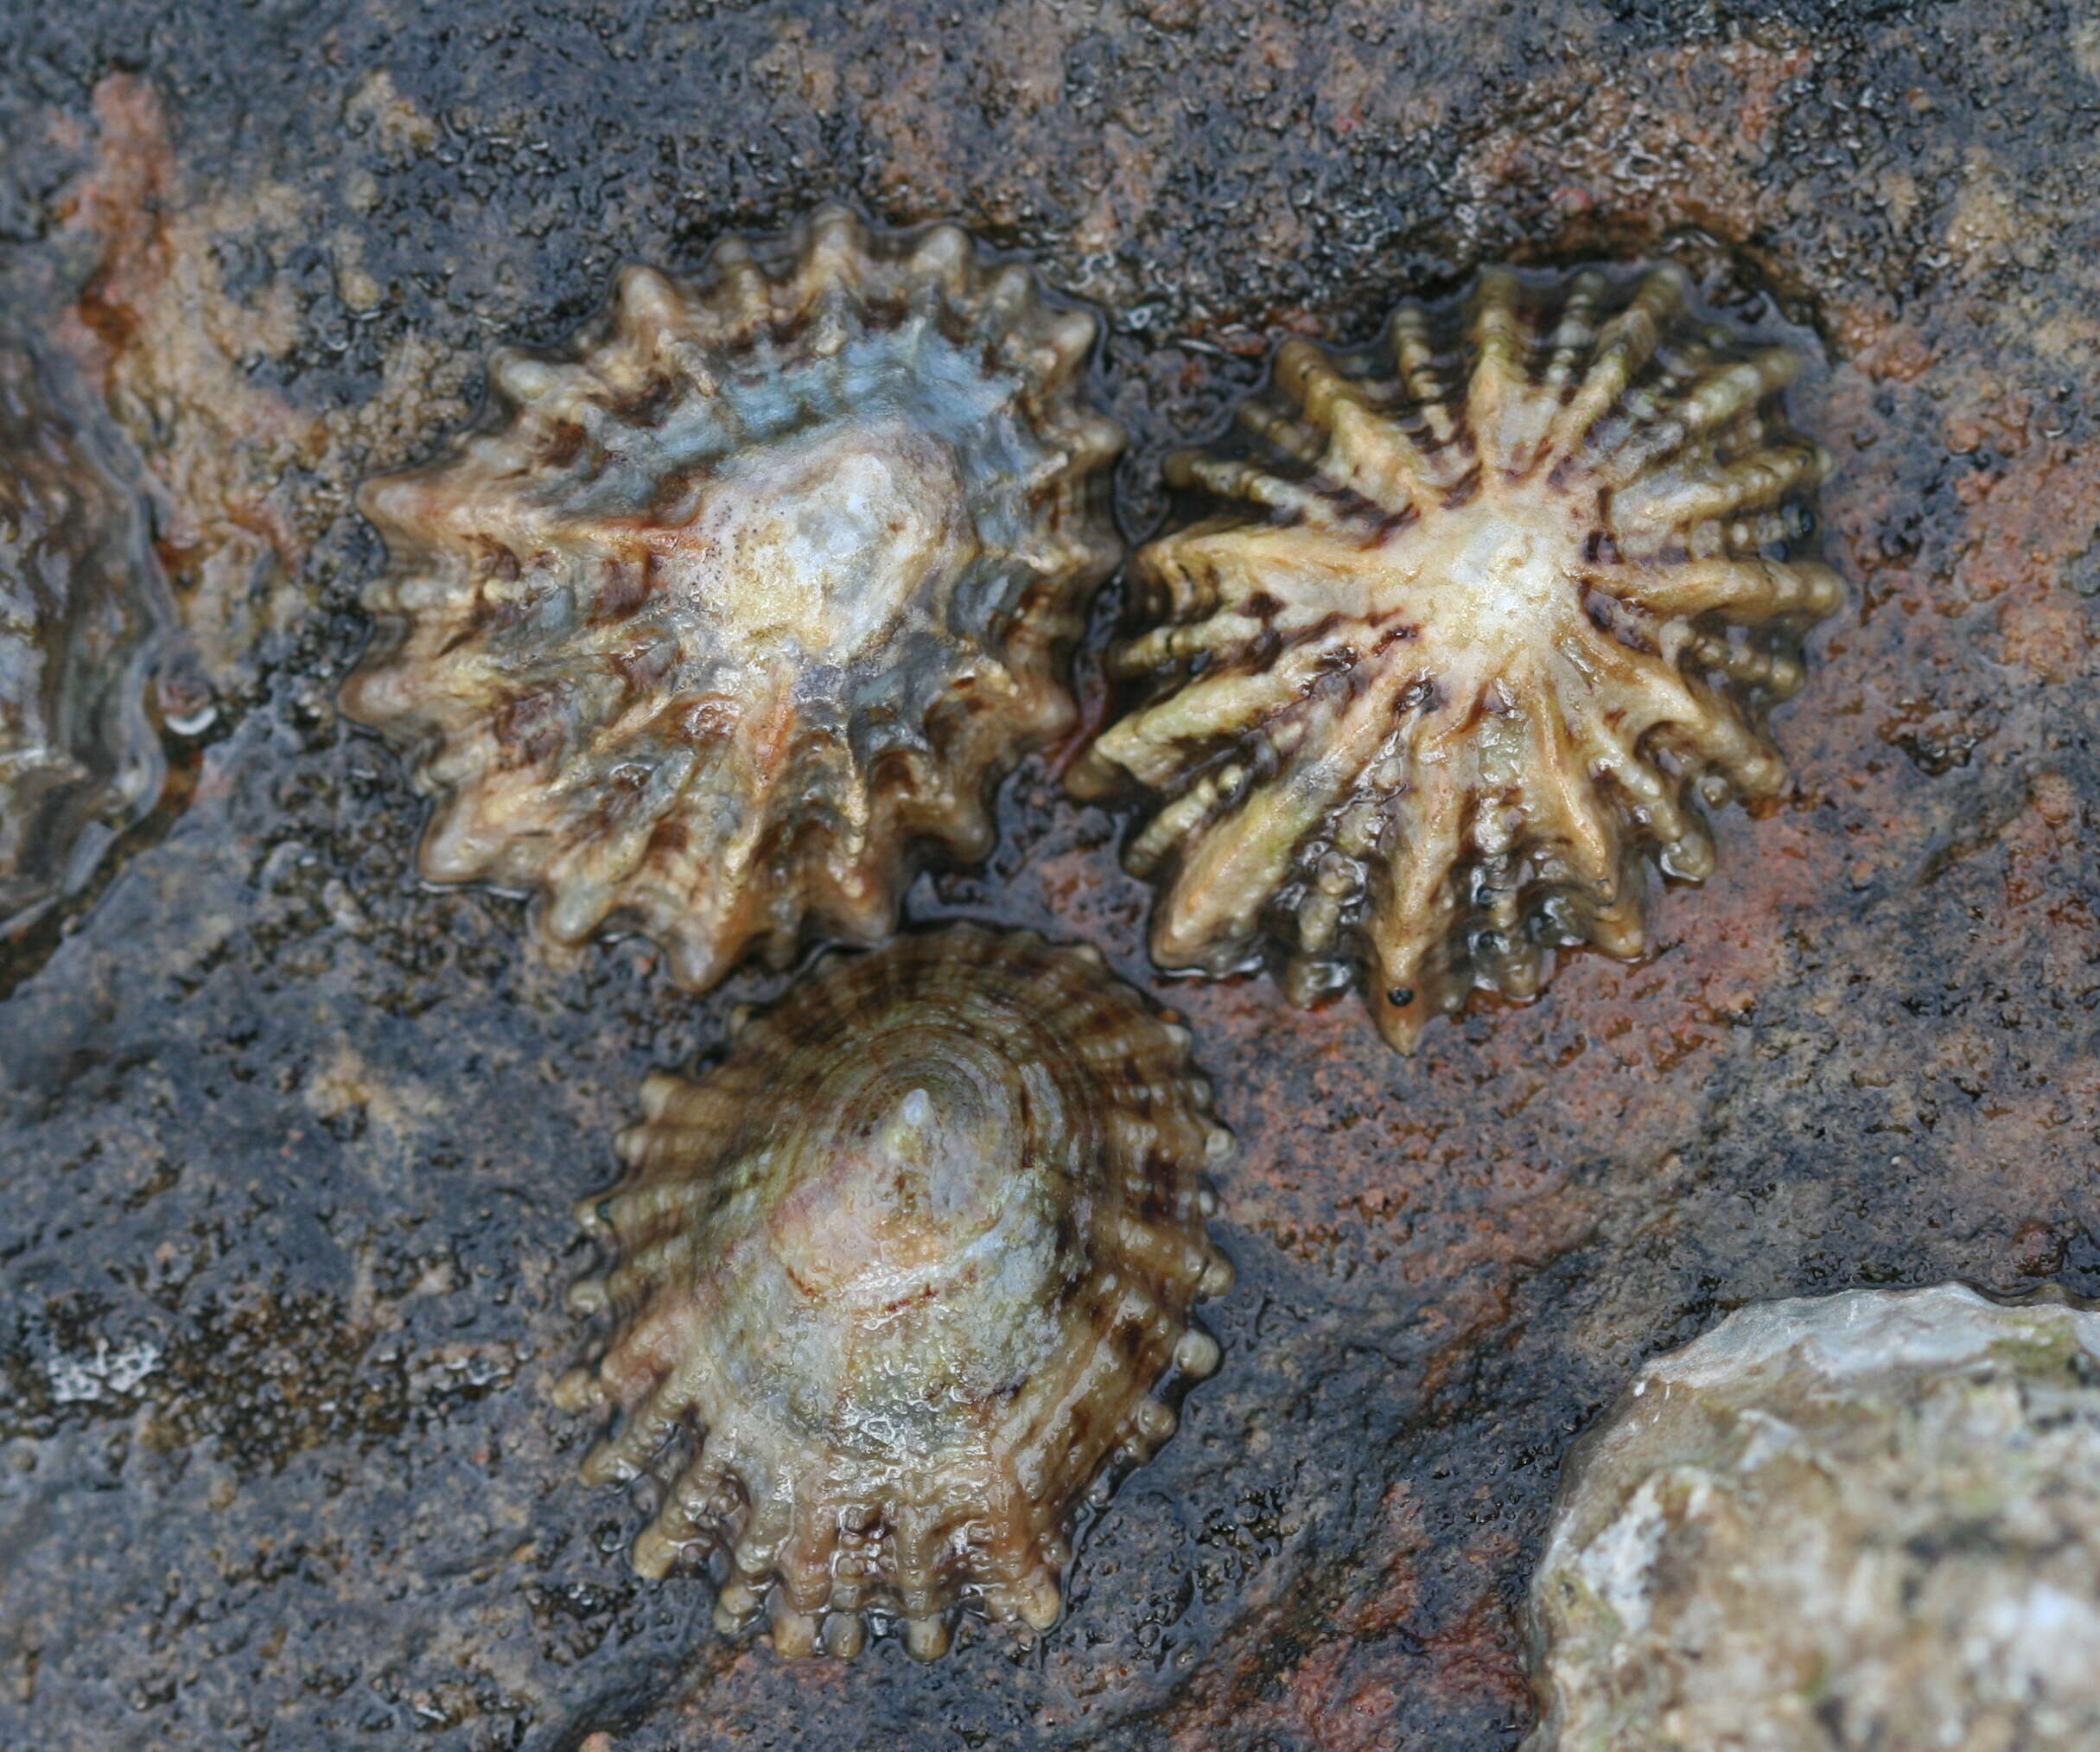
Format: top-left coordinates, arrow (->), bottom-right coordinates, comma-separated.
1526,1284 -> 2100,1752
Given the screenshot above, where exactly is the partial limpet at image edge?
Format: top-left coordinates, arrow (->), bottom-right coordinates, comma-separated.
0,326 -> 171,940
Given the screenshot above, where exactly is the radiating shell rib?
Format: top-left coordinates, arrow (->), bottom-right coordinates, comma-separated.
342,206 -> 1123,991
1071,264 -> 1840,1050
555,924 -> 1233,1660
0,331 -> 169,935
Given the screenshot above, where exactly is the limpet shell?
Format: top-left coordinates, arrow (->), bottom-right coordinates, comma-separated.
0,330 -> 168,936
555,924 -> 1233,1660
343,206 -> 1123,990
1072,264 -> 1840,1049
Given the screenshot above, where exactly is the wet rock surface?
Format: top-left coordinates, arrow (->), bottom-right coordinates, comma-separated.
1524,1284 -> 2100,1752
0,3 -> 2096,1749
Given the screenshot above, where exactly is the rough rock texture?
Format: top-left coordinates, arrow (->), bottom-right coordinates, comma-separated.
1,4 -> 2097,1751
557,925 -> 1231,1663
1072,265 -> 1837,1048
1524,1284 -> 2100,1752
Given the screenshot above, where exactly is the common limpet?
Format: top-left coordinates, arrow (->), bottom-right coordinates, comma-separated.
1072,265 -> 1838,1048
555,924 -> 1233,1660
0,329 -> 168,936
344,207 -> 1122,990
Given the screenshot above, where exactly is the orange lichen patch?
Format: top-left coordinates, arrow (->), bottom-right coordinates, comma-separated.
1422,1592 -> 1534,1719
1463,40 -> 1816,253
52,77 -> 321,679
1999,773 -> 2098,976
556,927 -> 1231,1661
1844,322 -> 1937,385
1935,400 -> 2100,683
1159,1514 -> 1528,1752
1346,1482 -> 1428,1638
46,76 -> 479,689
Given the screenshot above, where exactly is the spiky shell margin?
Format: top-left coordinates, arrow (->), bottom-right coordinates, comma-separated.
345,207 -> 1123,991
554,925 -> 1233,1660
1072,264 -> 1839,1049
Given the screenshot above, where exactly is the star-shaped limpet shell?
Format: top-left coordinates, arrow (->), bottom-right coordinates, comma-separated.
553,924 -> 1233,1660
342,207 -> 1123,990
1,330 -> 169,936
1071,264 -> 1841,1049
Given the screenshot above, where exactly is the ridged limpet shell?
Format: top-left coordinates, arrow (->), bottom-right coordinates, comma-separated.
554,924 -> 1233,1660
1072,265 -> 1840,1049
0,330 -> 168,935
343,206 -> 1123,990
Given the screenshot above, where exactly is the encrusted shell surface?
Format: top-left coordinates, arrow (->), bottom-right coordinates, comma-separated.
554,924 -> 1233,1660
1524,1285 -> 2100,1752
1072,265 -> 1840,1049
342,207 -> 1123,990
0,330 -> 168,935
